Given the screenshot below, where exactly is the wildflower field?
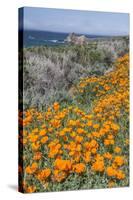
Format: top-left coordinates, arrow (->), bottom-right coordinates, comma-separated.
19,53 -> 129,193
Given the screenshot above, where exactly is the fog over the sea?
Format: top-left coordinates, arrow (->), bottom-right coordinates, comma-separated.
22,7 -> 129,36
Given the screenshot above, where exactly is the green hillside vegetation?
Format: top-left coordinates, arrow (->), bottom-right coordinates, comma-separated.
19,36 -> 129,109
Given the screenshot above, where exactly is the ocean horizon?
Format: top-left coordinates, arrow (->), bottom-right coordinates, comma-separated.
21,30 -> 113,47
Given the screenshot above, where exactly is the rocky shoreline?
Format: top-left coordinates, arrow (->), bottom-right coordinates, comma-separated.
65,32 -> 89,45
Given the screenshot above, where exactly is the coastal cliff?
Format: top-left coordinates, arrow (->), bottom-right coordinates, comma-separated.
65,32 -> 89,45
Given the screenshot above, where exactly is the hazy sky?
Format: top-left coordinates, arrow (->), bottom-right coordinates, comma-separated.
22,7 -> 129,36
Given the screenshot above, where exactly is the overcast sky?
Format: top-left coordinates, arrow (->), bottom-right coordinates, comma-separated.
22,7 -> 129,36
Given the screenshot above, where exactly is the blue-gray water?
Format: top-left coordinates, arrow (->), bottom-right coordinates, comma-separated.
22,30 -> 106,47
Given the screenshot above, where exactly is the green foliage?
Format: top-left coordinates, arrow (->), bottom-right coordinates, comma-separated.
20,36 -> 129,109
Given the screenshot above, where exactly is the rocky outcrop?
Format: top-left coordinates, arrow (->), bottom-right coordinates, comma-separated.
65,33 -> 89,45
